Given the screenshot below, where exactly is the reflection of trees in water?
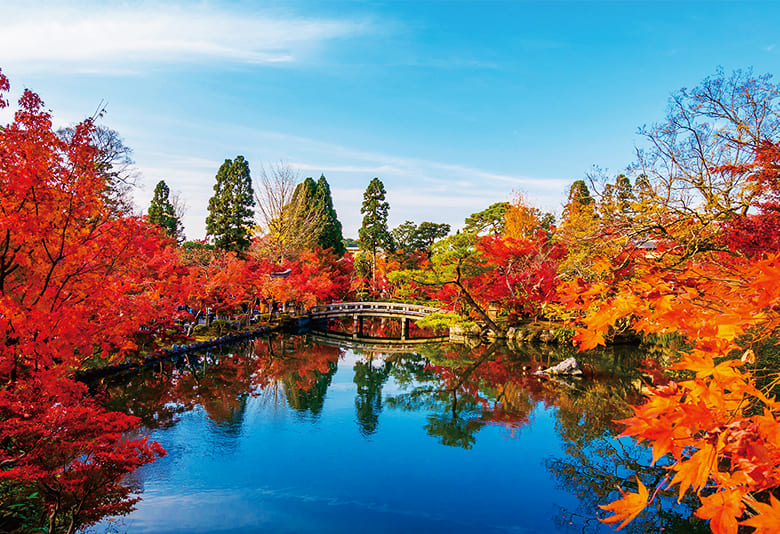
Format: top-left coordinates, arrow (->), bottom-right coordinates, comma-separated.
424,390 -> 485,449
96,335 -> 703,531
385,339 -> 706,530
385,342 -> 533,449
545,430 -> 708,534
518,344 -> 708,533
283,360 -> 338,418
353,354 -> 392,437
253,335 -> 342,422
99,336 -> 343,431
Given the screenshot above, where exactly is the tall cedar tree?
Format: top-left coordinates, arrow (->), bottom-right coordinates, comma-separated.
147,180 -> 180,239
359,177 -> 392,284
206,156 -> 255,252
292,177 -> 317,205
315,175 -> 346,255
563,179 -> 596,220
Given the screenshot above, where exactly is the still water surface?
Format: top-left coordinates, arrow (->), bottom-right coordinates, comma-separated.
92,335 -> 700,534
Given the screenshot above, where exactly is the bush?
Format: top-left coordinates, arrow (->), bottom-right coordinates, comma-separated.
211,319 -> 235,336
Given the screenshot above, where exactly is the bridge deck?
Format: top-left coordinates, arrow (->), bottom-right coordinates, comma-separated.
309,301 -> 440,319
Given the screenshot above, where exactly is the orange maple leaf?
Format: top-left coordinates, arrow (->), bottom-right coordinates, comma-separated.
671,443 -> 719,499
695,488 -> 745,534
740,495 -> 780,533
599,477 -> 649,529
573,327 -> 606,350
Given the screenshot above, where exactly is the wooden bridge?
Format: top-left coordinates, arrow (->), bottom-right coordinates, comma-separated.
308,301 -> 441,341
309,301 -> 440,319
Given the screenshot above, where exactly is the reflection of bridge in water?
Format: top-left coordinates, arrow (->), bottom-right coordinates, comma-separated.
308,301 -> 443,341
310,332 -> 448,354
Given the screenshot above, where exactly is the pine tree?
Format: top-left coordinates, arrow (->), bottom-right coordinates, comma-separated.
315,174 -> 345,255
359,177 -> 391,285
206,156 -> 255,252
147,180 -> 180,239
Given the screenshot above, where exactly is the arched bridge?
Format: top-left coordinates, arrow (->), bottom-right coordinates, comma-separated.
308,301 -> 441,341
309,301 -> 440,320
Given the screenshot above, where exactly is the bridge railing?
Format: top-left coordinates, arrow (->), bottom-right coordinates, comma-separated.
309,301 -> 441,318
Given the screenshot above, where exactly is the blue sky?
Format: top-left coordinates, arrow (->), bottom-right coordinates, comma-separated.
2,0 -> 779,239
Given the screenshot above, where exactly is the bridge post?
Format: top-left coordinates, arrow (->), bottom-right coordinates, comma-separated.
401,317 -> 409,341
353,315 -> 363,339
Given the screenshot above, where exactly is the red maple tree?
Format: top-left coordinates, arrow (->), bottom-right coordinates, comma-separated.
0,69 -> 170,532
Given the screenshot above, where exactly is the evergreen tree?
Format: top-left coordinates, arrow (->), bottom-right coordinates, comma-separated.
562,179 -> 596,223
292,176 -> 319,215
463,202 -> 509,235
315,174 -> 345,255
613,174 -> 634,213
391,221 -> 449,256
391,221 -> 418,253
206,156 -> 255,252
359,177 -> 392,285
147,180 -> 181,240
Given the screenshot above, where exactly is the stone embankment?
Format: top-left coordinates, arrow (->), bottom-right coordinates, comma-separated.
76,323 -> 283,382
449,322 -> 573,346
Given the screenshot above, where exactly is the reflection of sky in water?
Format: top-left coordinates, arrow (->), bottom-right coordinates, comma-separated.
93,347 -> 613,534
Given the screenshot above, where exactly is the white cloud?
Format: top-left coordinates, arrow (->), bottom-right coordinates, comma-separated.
0,1 -> 369,72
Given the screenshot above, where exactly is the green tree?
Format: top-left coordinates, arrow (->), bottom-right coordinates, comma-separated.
358,177 -> 392,285
389,232 -> 501,334
414,222 -> 451,256
315,175 -> 346,255
391,221 -> 418,253
463,202 -> 509,235
391,220 -> 450,263
206,155 -> 255,252
147,180 -> 181,240
292,176 -> 319,219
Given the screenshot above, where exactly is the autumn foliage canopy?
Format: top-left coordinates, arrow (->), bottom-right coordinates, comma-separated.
4,62 -> 780,534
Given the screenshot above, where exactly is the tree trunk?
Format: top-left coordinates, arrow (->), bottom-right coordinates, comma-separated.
187,309 -> 202,337
449,279 -> 501,334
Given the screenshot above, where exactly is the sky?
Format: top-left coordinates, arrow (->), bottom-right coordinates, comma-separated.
1,0 -> 779,240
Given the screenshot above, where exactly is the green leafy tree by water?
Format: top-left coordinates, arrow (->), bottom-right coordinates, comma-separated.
206,155 -> 255,252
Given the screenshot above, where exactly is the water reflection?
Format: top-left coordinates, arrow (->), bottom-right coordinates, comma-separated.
91,336 -> 706,533
353,355 -> 391,437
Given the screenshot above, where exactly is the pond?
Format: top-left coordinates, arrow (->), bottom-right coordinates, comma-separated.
90,334 -> 705,534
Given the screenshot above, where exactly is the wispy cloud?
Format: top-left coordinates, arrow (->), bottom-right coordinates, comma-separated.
129,122 -> 566,239
217,124 -> 564,192
1,1 -> 369,72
